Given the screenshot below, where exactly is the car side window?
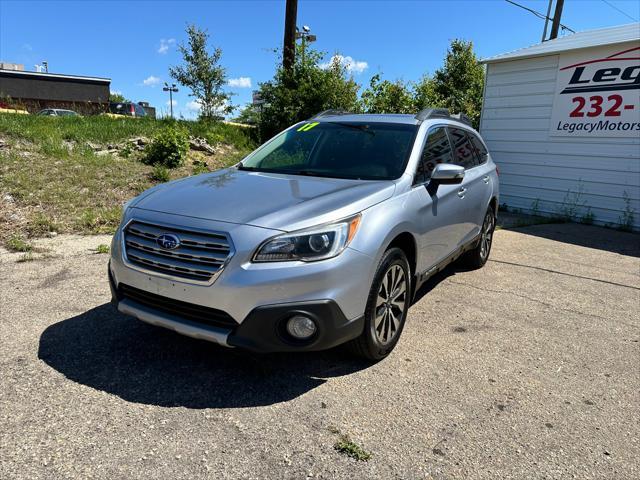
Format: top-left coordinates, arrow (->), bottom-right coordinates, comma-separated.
468,132 -> 489,164
448,127 -> 478,170
414,126 -> 453,184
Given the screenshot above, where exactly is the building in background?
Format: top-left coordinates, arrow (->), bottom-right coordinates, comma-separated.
0,68 -> 110,115
0,62 -> 24,71
480,23 -> 640,230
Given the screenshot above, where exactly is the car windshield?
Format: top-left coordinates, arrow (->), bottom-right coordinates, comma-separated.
239,121 -> 417,180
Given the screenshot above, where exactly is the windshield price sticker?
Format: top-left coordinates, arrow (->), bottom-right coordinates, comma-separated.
550,45 -> 640,137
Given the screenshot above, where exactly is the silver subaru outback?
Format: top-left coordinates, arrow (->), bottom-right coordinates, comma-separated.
109,109 -> 499,360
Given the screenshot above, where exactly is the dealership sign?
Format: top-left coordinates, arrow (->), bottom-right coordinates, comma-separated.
550,45 -> 640,137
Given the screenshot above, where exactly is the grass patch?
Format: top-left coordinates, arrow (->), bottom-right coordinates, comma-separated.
150,164 -> 171,182
6,234 -> 32,252
0,114 -> 256,242
334,435 -> 371,461
17,252 -> 35,263
0,113 -> 254,153
95,244 -> 110,254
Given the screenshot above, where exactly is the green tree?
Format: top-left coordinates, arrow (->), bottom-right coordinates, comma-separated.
233,103 -> 261,125
412,74 -> 443,111
360,74 -> 414,114
429,39 -> 485,128
109,92 -> 130,103
170,25 -> 232,120
255,45 -> 360,139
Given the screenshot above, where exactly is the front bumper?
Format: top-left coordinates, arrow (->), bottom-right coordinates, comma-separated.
109,267 -> 364,352
108,209 -> 373,352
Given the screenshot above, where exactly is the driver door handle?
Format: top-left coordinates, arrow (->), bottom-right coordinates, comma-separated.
457,187 -> 467,198
483,175 -> 490,184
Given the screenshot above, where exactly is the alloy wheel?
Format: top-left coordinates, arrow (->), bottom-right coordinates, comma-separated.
480,212 -> 495,261
374,264 -> 407,345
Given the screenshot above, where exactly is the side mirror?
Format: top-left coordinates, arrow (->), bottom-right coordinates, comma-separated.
430,164 -> 465,185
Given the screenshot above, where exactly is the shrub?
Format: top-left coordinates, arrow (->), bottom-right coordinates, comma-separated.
151,164 -> 171,182
6,234 -> 32,252
143,124 -> 189,168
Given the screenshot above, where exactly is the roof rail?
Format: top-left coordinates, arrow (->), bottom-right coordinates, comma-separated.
415,108 -> 450,122
311,109 -> 352,119
450,112 -> 473,127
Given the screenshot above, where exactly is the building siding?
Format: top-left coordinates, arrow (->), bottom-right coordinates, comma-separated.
480,49 -> 640,230
0,71 -> 110,114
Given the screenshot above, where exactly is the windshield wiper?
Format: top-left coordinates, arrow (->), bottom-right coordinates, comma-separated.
237,162 -> 260,171
327,122 -> 375,136
282,169 -> 347,179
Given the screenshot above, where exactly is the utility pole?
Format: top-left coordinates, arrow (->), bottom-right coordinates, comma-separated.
541,0 -> 553,42
163,82 -> 178,118
283,0 -> 298,72
550,0 -> 565,40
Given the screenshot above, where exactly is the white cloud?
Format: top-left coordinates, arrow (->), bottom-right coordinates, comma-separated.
110,90 -> 122,95
228,77 -> 252,88
320,55 -> 368,74
186,99 -> 202,112
166,100 -> 177,107
142,75 -> 161,86
158,38 -> 175,54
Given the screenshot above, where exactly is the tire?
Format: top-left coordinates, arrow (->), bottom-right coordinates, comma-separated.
459,205 -> 496,270
348,247 -> 411,361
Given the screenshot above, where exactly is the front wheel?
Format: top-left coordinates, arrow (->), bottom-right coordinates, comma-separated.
460,205 -> 495,269
348,247 -> 411,361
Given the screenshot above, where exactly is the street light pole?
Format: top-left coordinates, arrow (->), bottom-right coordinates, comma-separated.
295,25 -> 317,65
163,82 -> 178,118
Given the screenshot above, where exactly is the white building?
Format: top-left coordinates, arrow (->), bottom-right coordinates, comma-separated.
480,23 -> 640,230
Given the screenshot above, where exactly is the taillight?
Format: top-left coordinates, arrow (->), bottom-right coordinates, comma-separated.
495,166 -> 499,176
130,104 -> 135,115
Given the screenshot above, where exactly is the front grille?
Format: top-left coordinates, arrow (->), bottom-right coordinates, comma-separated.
119,283 -> 237,329
123,220 -> 233,282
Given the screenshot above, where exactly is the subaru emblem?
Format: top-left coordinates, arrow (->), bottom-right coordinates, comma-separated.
156,233 -> 180,250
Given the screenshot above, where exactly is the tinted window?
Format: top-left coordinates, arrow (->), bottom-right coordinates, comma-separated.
415,127 -> 453,184
468,132 -> 489,164
135,104 -> 146,116
241,122 -> 417,180
110,103 -> 125,114
448,127 -> 478,169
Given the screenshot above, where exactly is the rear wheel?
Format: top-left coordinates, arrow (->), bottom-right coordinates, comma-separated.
348,248 -> 411,361
460,205 -> 495,269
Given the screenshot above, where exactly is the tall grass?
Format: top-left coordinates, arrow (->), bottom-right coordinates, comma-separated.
0,113 -> 256,151
0,113 -> 257,240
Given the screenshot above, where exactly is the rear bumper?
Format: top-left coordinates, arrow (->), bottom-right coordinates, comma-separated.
109,265 -> 364,353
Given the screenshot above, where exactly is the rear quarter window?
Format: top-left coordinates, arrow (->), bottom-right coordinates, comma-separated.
448,127 -> 478,170
469,132 -> 489,164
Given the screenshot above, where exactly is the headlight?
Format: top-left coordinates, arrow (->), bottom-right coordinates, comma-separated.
253,214 -> 361,262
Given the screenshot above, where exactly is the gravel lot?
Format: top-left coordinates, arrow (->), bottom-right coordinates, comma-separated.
1,222 -> 639,479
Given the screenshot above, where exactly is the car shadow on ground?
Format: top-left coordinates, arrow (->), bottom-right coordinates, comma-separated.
498,214 -> 640,258
38,303 -> 371,409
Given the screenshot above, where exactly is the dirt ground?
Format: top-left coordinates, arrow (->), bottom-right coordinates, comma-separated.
1,222 -> 639,479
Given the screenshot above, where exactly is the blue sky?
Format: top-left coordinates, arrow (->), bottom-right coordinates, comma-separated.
1,0 -> 638,118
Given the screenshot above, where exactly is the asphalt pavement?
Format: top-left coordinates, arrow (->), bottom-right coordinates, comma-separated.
1,222 -> 639,479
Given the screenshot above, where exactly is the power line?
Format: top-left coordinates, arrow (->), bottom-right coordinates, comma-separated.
504,0 -> 576,34
600,0 -> 639,22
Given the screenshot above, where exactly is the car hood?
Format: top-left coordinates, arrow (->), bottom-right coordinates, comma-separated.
132,168 -> 396,231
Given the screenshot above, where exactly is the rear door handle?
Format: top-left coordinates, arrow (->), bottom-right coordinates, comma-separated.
483,176 -> 490,184
457,187 -> 467,198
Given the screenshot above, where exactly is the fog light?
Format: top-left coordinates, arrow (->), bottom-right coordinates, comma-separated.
286,315 -> 317,339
